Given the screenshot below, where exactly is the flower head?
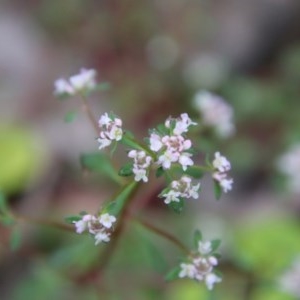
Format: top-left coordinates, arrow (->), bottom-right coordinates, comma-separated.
128,150 -> 152,182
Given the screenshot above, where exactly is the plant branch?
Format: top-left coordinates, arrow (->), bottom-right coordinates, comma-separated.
79,94 -> 99,134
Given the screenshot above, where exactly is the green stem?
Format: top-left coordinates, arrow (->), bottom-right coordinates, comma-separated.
79,94 -> 99,134
133,217 -> 190,255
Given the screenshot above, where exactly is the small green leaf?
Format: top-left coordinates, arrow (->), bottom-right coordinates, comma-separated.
168,198 -> 184,214
118,163 -> 134,177
213,180 -> 222,200
156,167 -> 165,178
121,133 -> 146,151
193,230 -> 202,248
64,215 -> 81,224
79,211 -> 88,216
64,111 -> 77,123
102,201 -> 116,215
80,152 -> 122,185
10,227 -> 22,251
185,166 -> 205,179
210,239 -> 221,252
0,215 -> 15,226
96,82 -> 111,92
165,266 -> 181,281
157,124 -> 168,135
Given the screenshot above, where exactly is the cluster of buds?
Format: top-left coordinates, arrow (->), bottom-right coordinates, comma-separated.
149,113 -> 197,171
97,113 -> 123,149
54,68 -> 97,96
178,238 -> 222,290
128,150 -> 153,182
73,213 -> 117,245
212,152 -> 233,193
193,91 -> 235,138
159,175 -> 200,204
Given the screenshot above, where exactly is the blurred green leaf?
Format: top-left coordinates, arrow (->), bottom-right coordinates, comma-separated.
0,192 -> 8,214
210,239 -> 221,252
168,198 -> 184,214
118,163 -> 134,177
165,266 -> 181,281
193,229 -> 202,249
96,82 -> 111,92
80,152 -> 122,184
213,181 -> 222,200
64,111 -> 77,123
10,227 -> 22,251
121,132 -> 146,151
185,166 -> 205,179
64,215 -> 81,224
156,166 -> 165,178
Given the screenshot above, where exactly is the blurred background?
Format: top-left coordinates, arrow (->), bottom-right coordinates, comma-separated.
1,0 -> 300,299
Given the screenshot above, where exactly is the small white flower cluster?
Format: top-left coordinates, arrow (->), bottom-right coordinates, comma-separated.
54,68 -> 97,96
193,91 -> 234,138
159,175 -> 200,204
73,213 -> 116,245
212,152 -> 233,193
149,113 -> 197,171
279,256 -> 300,297
97,113 -> 123,149
128,150 -> 153,182
179,240 -> 222,290
277,144 -> 300,194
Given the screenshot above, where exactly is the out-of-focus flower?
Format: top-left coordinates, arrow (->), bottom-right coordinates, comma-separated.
277,144 -> 300,194
97,113 -> 123,150
159,175 -> 200,204
128,150 -> 152,182
193,91 -> 234,138
54,68 -> 97,96
73,213 -> 117,245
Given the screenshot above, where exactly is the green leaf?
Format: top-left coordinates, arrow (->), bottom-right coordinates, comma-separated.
210,239 -> 221,252
108,181 -> 138,215
96,82 -> 111,92
64,111 -> 77,123
213,180 -> 222,200
0,215 -> 15,226
80,152 -> 122,185
102,201 -> 116,215
168,198 -> 184,214
10,227 -> 22,251
184,166 -> 205,179
121,133 -> 146,151
64,215 -> 81,224
156,167 -> 165,178
193,230 -> 202,249
165,266 -> 181,281
156,124 -> 168,135
118,163 -> 134,177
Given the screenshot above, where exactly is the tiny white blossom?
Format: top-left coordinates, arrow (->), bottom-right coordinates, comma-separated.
161,189 -> 181,204
179,263 -> 197,279
149,133 -> 163,152
133,167 -> 148,182
198,241 -> 212,255
205,273 -> 222,290
54,78 -> 74,95
158,150 -> 179,169
97,137 -> 112,150
73,214 -> 95,234
213,152 -> 231,172
99,213 -> 116,229
178,152 -> 194,171
69,68 -> 97,91
94,231 -> 110,245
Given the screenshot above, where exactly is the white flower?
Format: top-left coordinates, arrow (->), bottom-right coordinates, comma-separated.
213,172 -> 233,193
73,214 -> 95,234
69,69 -> 97,91
97,113 -> 123,150
165,113 -> 197,135
178,152 -> 194,171
158,150 -> 179,169
198,241 -> 212,255
54,78 -> 74,95
149,133 -> 163,152
161,189 -> 181,204
54,68 -> 97,96
94,231 -> 110,245
179,263 -> 197,279
99,213 -> 116,229
133,167 -> 148,182
213,152 -> 231,172
128,150 -> 152,182
194,91 -> 234,138
205,273 -> 222,290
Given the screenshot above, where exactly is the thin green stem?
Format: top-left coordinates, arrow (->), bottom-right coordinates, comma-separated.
133,216 -> 190,255
79,94 -> 99,134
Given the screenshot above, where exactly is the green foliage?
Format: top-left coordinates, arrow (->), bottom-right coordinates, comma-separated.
118,162 -> 134,177
156,166 -> 165,178
80,152 -> 122,184
168,198 -> 184,214
64,215 -> 82,224
213,181 -> 222,200
10,226 -> 22,251
193,229 -> 202,249
210,239 -> 221,252
165,266 -> 181,281
64,111 -> 77,123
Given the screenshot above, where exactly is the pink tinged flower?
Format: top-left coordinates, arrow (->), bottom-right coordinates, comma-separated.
213,152 -> 231,172
208,256 -> 218,266
179,263 -> 197,279
73,214 -> 94,234
149,133 -> 163,152
198,241 -> 212,255
94,231 -> 110,245
98,113 -> 111,126
179,152 -> 194,171
213,172 -> 233,193
108,125 -> 123,141
173,113 -> 197,135
99,213 -> 116,229
69,68 -> 97,91
205,273 -> 222,290
158,150 -> 179,169
97,137 -> 112,150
